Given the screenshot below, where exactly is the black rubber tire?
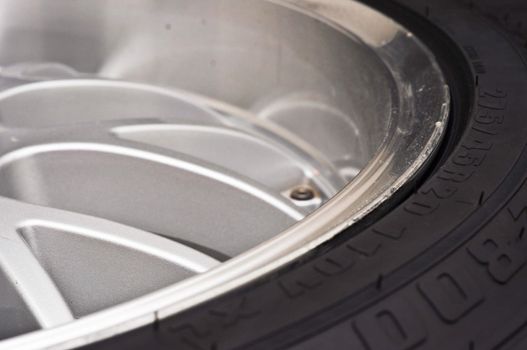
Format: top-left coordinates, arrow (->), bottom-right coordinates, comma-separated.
86,0 -> 527,349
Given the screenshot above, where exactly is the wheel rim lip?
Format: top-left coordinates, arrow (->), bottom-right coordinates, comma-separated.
0,1 -> 449,349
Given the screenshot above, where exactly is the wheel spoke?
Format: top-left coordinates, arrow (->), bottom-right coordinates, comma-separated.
0,230 -> 73,328
19,205 -> 222,273
0,197 -> 222,328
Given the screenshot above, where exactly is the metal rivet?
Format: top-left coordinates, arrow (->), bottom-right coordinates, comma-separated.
290,186 -> 316,201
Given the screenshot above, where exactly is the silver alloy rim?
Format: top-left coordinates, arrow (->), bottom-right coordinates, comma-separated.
0,0 -> 449,348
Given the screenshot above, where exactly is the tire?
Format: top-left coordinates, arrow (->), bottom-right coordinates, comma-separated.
85,0 -> 527,349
